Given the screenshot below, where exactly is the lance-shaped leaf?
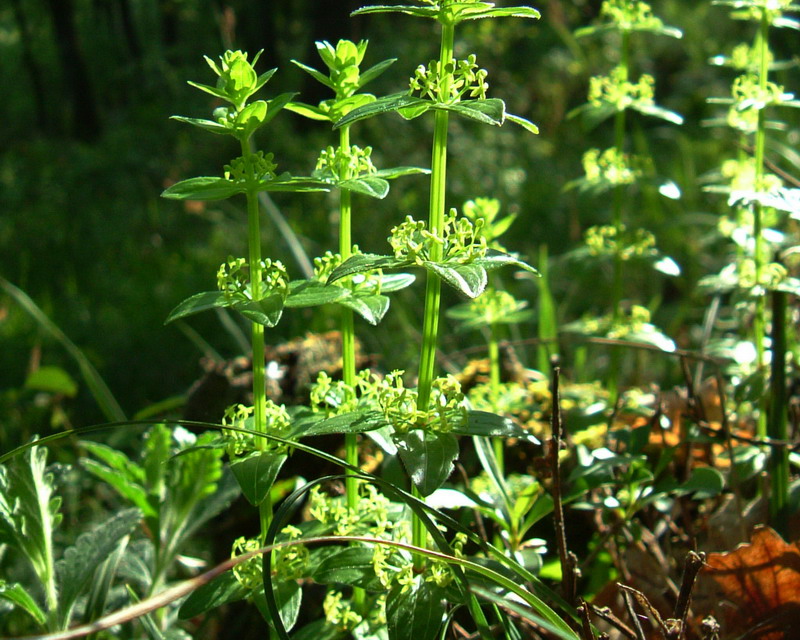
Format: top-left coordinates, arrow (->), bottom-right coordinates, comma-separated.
288,409 -> 388,438
161,176 -> 244,201
254,173 -> 331,194
285,280 -> 350,308
170,115 -> 231,135
358,58 -> 397,89
442,98 -> 506,126
0,582 -> 47,626
311,547 -> 383,590
340,293 -> 390,325
424,261 -> 488,298
373,166 -> 431,180
339,176 -> 390,198
474,249 -> 540,275
230,451 -> 287,506
327,253 -> 411,284
165,291 -> 228,324
235,293 -> 286,327
179,571 -> 247,619
452,411 -> 539,441
386,580 -> 447,640
334,93 -> 428,128
352,4 -> 439,19
380,272 -> 416,292
56,508 -> 142,626
575,22 -> 682,39
396,429 -> 459,496
632,103 -> 684,125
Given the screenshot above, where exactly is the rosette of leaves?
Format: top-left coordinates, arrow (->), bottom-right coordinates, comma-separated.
328,209 -> 538,300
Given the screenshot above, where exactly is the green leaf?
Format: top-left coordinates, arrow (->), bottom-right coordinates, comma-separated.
56,508 -> 141,627
328,254 -> 409,284
334,93 -> 428,128
340,294 -> 390,325
386,580 -> 446,640
505,112 -> 540,133
339,176 -> 390,199
311,547 -> 382,590
81,442 -> 155,518
285,101 -> 331,121
234,293 -> 285,327
170,115 -> 230,135
291,60 -> 335,90
396,430 -> 459,497
262,92 -> 298,126
357,58 -> 397,89
179,571 -> 246,619
443,98 -> 505,126
464,6 -> 541,21
289,410 -> 388,438
258,580 -> 302,632
632,103 -> 684,125
285,280 -> 349,308
255,174 -> 331,193
0,445 -> 62,589
423,261 -> 487,298
230,451 -> 287,506
452,411 -> 538,442
373,166 -> 431,180
237,100 -> 268,139
474,249 -> 540,275
678,467 -> 725,500
165,291 -> 229,324
0,581 -> 47,625
161,176 -> 244,201
352,5 -> 439,20
24,366 -> 78,397
380,273 -> 416,292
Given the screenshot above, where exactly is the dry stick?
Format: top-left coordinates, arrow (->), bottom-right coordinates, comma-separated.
549,361 -> 578,608
666,550 -> 706,640
621,588 -> 647,640
578,599 -> 596,640
590,605 -> 638,640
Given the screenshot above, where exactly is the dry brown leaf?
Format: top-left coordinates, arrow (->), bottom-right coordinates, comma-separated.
697,525 -> 800,639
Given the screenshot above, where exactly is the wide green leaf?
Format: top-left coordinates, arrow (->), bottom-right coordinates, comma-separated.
230,451 -> 287,506
328,253 -> 409,284
254,174 -> 331,193
678,466 -> 725,500
161,176 -> 244,201
234,293 -> 285,327
257,580 -> 302,633
289,410 -> 388,439
386,580 -> 446,640
340,294 -> 390,325
285,280 -> 349,308
165,291 -> 229,324
339,176 -> 390,199
56,508 -> 142,626
310,547 -> 383,590
334,93 -> 428,128
170,115 -> 230,135
373,166 -> 431,180
474,249 -> 540,275
443,98 -> 506,126
380,273 -> 416,292
351,5 -> 439,19
463,6 -> 541,21
0,581 -> 47,626
179,571 -> 246,619
423,261 -> 487,298
396,430 -> 459,496
24,366 -> 78,397
452,411 -> 537,441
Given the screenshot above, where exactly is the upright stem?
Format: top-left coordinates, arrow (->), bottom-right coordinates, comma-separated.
338,126 -> 360,512
753,12 -> 769,438
240,139 -> 273,547
413,21 -> 455,566
608,31 -> 630,406
768,289 -> 788,533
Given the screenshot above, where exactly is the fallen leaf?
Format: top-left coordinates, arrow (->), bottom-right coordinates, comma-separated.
697,526 -> 800,639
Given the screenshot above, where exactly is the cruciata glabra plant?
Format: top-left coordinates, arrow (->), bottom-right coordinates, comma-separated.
156,3 -> 585,638
564,0 -> 683,402
699,0 -> 800,531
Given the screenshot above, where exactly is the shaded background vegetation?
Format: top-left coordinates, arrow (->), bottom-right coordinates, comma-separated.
1,0 -> 798,435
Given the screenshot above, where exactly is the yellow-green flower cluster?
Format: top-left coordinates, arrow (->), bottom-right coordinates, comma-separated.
224,151 -> 278,182
410,54 -> 489,102
389,210 -> 487,265
373,371 -> 467,433
315,144 -> 377,180
600,0 -> 665,31
323,590 -> 363,631
582,148 -> 640,186
585,224 -> 656,261
217,257 -> 289,303
589,65 -> 655,111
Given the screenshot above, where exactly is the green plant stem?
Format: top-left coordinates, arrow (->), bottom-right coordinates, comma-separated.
753,11 -> 770,438
607,31 -> 630,406
338,125 -> 360,513
337,125 -> 367,613
413,21 -> 455,568
768,289 -> 788,533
